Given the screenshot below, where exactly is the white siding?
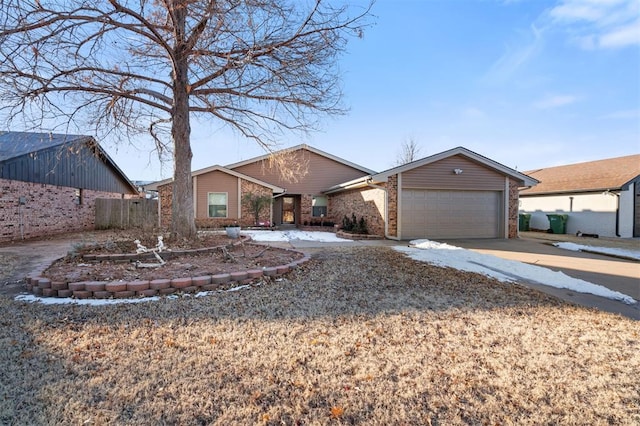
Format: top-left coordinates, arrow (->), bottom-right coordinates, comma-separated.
520,189 -> 635,237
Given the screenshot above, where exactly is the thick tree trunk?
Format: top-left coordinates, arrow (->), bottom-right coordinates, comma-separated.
170,2 -> 196,239
170,93 -> 195,239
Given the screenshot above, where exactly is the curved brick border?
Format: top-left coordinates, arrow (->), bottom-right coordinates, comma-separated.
335,230 -> 382,240
24,236 -> 310,300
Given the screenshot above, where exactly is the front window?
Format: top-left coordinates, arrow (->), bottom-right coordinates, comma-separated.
312,196 -> 327,217
208,192 -> 228,218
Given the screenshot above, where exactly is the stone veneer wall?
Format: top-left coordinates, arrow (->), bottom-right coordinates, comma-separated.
386,175 -> 398,238
0,178 -> 125,242
509,178 -> 519,239
329,186 -> 386,237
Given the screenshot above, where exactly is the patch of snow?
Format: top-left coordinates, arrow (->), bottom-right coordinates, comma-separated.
243,230 -> 353,243
17,282 -> 257,306
553,242 -> 640,261
15,294 -> 160,306
395,239 -> 637,305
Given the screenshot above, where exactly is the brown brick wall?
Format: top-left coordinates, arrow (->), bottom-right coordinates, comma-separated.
300,194 -> 313,225
509,178 -> 519,238
329,186 -> 386,236
240,180 -> 273,226
387,175 -> 398,238
0,178 -> 124,242
158,183 -> 172,229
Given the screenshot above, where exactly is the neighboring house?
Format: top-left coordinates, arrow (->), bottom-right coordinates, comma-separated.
326,147 -> 537,239
519,154 -> 640,238
151,145 -> 537,239
0,131 -> 139,242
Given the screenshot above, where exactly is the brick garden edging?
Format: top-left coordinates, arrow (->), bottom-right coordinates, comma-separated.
24,236 -> 310,300
335,230 -> 383,240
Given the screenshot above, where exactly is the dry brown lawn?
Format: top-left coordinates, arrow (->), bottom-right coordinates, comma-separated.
1,247 -> 638,425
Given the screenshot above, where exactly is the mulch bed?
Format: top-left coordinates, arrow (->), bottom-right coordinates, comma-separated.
42,234 -> 303,283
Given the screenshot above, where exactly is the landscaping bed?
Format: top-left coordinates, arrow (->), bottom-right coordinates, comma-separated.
26,232 -> 305,299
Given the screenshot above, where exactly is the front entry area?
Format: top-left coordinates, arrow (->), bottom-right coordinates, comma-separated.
282,196 -> 295,224
273,195 -> 301,226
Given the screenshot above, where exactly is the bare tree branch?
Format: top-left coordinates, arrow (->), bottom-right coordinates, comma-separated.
394,137 -> 423,166
0,0 -> 374,238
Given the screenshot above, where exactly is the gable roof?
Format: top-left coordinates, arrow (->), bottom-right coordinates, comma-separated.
225,144 -> 376,175
0,131 -> 138,193
144,164 -> 285,193
325,146 -> 538,193
0,131 -> 90,161
520,154 -> 640,196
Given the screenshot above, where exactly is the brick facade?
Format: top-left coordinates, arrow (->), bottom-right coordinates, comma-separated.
300,194 -> 313,225
329,186 -> 386,237
240,180 -> 273,226
508,178 -> 519,238
158,183 -> 172,229
0,178 -> 124,242
386,175 -> 398,238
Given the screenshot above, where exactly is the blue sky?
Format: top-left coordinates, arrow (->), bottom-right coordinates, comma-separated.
104,0 -> 640,182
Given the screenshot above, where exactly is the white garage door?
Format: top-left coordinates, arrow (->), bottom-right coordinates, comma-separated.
401,190 -> 502,239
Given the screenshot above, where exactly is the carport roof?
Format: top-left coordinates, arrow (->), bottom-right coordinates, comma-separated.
520,154 -> 640,196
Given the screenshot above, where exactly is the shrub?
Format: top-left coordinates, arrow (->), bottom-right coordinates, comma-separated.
341,214 -> 368,234
243,192 -> 271,226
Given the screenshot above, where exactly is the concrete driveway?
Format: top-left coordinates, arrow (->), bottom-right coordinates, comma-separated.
444,237 -> 640,320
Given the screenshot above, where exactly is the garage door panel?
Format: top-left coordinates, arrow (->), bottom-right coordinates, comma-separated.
401,190 -> 502,239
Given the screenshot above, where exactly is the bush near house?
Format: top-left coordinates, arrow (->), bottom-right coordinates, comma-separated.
342,213 -> 368,235
242,192 -> 272,226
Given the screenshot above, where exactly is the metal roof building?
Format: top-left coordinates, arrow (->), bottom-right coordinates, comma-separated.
0,131 -> 138,194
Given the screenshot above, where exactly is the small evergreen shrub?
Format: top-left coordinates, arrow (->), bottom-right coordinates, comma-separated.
341,214 -> 368,234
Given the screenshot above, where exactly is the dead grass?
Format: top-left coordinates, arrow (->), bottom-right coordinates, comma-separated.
1,247 -> 638,425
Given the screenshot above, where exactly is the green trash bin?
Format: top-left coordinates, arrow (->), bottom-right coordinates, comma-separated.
519,213 -> 531,231
546,214 -> 568,234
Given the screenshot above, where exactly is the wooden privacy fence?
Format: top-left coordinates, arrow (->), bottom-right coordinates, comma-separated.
95,198 -> 158,230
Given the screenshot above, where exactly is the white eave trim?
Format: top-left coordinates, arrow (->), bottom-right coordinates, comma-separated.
324,175 -> 375,194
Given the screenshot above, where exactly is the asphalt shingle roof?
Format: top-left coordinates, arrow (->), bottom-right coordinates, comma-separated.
520,154 -> 640,195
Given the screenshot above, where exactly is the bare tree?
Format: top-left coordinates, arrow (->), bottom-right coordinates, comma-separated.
394,137 -> 422,166
0,0 -> 372,238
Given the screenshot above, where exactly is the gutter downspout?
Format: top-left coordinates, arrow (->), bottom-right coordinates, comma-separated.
614,192 -> 621,237
366,178 -> 398,240
603,190 -> 621,237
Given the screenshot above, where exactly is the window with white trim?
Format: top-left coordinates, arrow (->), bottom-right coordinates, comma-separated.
312,196 -> 327,217
208,192 -> 228,218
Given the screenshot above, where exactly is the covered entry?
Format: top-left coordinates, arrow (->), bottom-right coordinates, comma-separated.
272,195 -> 301,226
401,189 -> 503,239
